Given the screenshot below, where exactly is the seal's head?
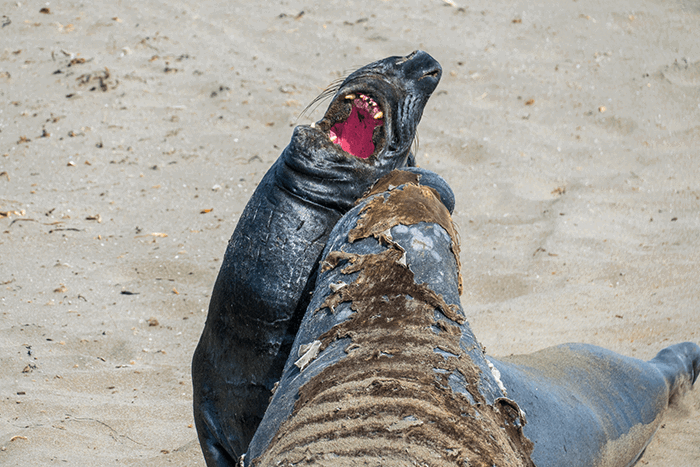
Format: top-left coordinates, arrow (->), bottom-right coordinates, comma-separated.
282,51 -> 441,212
310,50 -> 441,165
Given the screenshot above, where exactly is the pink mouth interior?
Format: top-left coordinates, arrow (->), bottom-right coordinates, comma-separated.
329,97 -> 384,159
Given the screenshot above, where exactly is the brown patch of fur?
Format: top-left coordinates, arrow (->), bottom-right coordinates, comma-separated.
349,181 -> 463,294
318,249 -> 464,325
252,182 -> 533,467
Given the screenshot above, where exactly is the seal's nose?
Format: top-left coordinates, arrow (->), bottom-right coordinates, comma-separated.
401,50 -> 442,92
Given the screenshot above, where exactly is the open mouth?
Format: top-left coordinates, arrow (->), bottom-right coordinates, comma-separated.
316,92 -> 386,160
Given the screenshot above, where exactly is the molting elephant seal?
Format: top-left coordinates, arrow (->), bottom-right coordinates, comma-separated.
192,51 -> 443,466
244,169 -> 700,467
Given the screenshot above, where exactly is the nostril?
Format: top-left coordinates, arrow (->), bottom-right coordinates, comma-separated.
419,68 -> 441,80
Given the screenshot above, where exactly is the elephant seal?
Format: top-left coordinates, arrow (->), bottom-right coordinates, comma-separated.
192,51 -> 443,466
243,169 -> 700,467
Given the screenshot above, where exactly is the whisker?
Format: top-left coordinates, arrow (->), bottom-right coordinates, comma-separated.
412,131 -> 420,158
298,77 -> 345,121
298,63 -> 368,122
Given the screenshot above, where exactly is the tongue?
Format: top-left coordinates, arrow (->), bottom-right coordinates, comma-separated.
329,100 -> 383,159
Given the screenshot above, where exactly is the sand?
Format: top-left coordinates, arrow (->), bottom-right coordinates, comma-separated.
1,0 -> 699,465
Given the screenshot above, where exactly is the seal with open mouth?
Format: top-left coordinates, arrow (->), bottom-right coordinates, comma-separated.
192,51 -> 442,466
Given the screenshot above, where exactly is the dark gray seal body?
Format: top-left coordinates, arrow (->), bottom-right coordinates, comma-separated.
192,51 -> 442,466
242,168 -> 699,467
493,342 -> 700,466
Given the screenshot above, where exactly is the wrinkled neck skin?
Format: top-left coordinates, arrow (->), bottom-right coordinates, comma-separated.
278,126 -> 413,213
209,129 -> 416,334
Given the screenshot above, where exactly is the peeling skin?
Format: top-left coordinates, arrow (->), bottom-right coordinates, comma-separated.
318,248 -> 463,325
294,340 -> 322,371
487,357 -> 508,396
349,174 -> 463,294
250,171 -> 533,467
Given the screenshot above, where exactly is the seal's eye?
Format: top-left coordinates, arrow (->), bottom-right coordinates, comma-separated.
328,94 -> 384,159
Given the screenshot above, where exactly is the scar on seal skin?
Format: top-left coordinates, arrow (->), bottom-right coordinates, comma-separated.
245,169 -> 700,467
192,51 -> 442,466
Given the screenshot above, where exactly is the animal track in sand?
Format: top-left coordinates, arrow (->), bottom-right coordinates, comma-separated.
661,59 -> 700,87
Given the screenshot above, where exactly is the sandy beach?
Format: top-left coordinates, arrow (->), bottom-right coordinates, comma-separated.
1,0 -> 699,465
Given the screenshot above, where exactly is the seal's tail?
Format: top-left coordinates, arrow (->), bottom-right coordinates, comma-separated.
649,342 -> 700,404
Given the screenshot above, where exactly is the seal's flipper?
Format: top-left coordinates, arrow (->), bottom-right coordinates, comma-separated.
649,342 -> 700,404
